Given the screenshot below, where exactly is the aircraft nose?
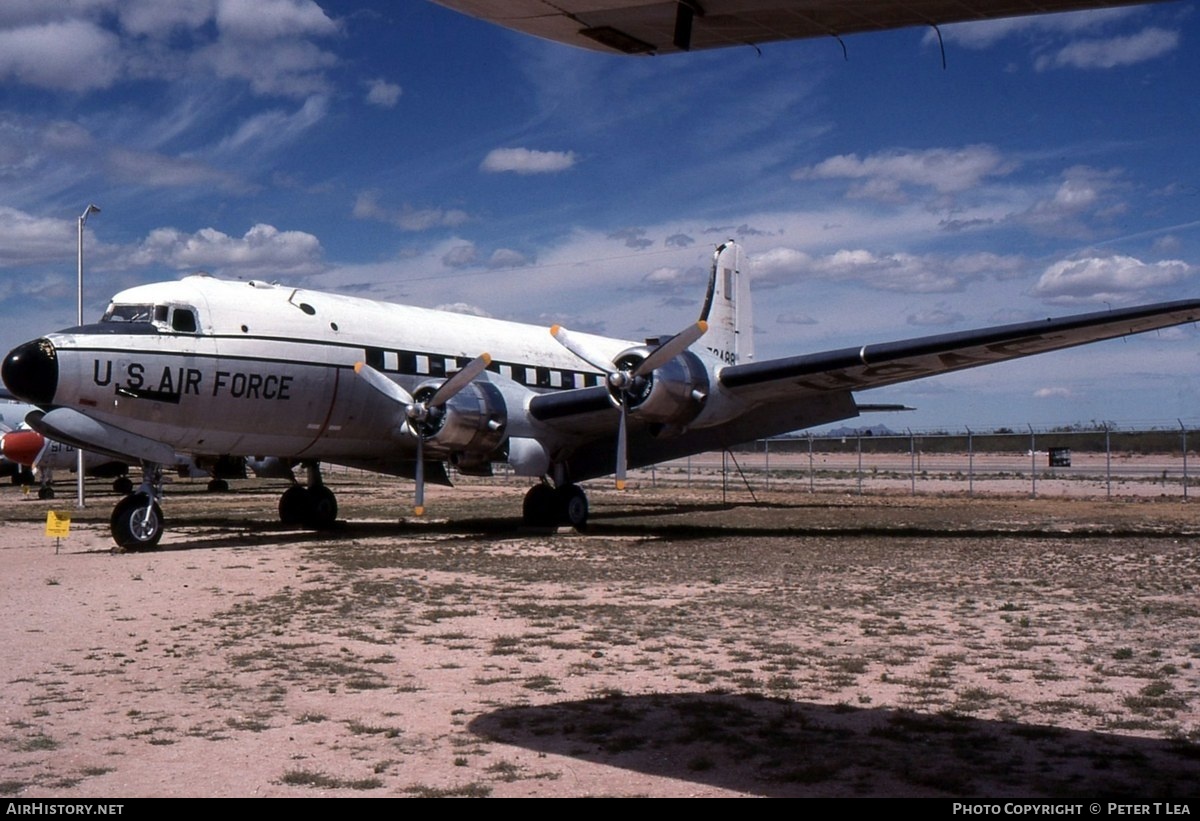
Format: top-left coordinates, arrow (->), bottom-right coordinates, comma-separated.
2,338 -> 59,405
0,430 -> 45,466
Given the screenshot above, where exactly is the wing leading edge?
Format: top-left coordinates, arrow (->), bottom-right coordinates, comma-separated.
719,299 -> 1200,400
431,0 -> 1169,55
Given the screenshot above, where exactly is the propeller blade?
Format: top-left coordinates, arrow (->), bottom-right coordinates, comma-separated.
615,402 -> 628,490
633,320 -> 707,377
354,361 -> 415,405
550,325 -> 614,374
428,353 -> 492,408
414,435 -> 425,516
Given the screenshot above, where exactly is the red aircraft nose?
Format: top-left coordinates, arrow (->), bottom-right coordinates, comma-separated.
1,429 -> 46,467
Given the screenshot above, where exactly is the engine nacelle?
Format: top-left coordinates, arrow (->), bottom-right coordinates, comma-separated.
612,347 -> 709,428
412,379 -> 507,457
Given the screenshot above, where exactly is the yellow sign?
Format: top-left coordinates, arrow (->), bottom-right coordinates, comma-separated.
45,510 -> 71,539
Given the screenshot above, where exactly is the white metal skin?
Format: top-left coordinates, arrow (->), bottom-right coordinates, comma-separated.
5,240 -> 1200,545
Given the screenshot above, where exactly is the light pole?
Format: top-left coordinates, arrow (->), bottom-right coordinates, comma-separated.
76,204 -> 100,508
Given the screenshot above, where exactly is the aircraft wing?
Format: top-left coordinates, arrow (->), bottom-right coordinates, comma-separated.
431,0 -> 1168,55
718,299 -> 1200,401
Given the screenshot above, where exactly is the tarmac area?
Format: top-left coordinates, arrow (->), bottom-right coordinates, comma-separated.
0,471 -> 1198,798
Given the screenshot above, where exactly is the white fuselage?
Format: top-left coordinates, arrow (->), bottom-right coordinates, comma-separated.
50,276 -> 638,462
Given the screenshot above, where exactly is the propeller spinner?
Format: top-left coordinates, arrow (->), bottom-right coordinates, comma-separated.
550,321 -> 707,489
354,353 -> 492,515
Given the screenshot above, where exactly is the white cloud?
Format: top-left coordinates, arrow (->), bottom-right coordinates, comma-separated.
776,312 -> 817,326
793,145 -> 1012,200
480,147 -> 577,175
433,302 -> 492,318
907,308 -> 964,327
0,19 -> 121,91
929,8 -> 1138,49
0,1 -> 339,97
365,78 -> 402,108
442,244 -> 478,268
0,206 -> 75,267
1032,254 -> 1195,305
488,248 -> 531,268
1036,27 -> 1180,70
1034,386 -> 1073,398
218,95 -> 329,153
214,0 -> 337,41
130,223 -> 325,277
1017,166 -> 1125,238
352,191 -> 469,232
105,147 -> 246,191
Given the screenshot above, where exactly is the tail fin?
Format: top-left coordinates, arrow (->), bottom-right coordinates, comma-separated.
699,240 -> 754,366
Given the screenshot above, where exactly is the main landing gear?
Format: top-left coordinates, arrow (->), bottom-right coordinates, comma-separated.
110,462 -> 165,552
522,482 -> 588,529
278,462 -> 338,530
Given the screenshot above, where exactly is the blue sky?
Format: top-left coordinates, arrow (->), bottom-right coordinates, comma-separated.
1,0 -> 1198,432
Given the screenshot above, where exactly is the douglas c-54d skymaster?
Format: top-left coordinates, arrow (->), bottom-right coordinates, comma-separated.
3,242 -> 1199,550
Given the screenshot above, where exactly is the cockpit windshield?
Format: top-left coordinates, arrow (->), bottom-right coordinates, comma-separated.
100,303 -> 200,333
101,303 -> 155,323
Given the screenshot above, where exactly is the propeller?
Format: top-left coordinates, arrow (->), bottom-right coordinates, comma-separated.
550,320 -> 707,489
354,353 -> 492,515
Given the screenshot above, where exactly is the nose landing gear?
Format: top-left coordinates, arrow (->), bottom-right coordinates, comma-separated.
110,462 -> 165,551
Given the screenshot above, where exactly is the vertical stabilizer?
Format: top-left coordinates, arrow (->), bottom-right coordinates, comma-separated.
700,241 -> 754,366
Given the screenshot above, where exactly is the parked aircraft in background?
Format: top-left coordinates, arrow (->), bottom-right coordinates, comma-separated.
431,0 -> 1170,55
1,394 -> 294,498
0,427 -> 130,498
3,242 -> 1199,550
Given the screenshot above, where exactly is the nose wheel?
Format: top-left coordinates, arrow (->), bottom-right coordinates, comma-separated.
108,461 -> 166,551
111,493 -> 164,551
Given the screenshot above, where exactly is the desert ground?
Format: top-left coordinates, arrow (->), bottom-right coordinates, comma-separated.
1,463 -> 1198,798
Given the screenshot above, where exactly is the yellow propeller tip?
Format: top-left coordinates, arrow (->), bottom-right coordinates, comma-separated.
615,480 -> 626,491
414,506 -> 425,516
353,361 -> 365,373
549,324 -> 562,335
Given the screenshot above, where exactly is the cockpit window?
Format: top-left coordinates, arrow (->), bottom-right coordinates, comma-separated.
100,302 -> 199,333
171,308 -> 198,333
101,304 -> 155,323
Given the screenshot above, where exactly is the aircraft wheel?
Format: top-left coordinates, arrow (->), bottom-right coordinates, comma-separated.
306,485 -> 338,529
38,486 -> 55,500
113,477 -> 133,495
557,484 -> 588,530
279,485 -> 308,526
111,493 -> 164,551
207,478 -> 229,493
522,484 -> 558,527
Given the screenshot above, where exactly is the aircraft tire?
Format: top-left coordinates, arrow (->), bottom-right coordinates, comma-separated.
113,477 -> 133,495
38,486 -> 55,500
522,484 -> 558,527
279,485 -> 308,526
305,485 -> 338,530
557,484 -> 588,530
207,478 -> 230,493
110,493 -> 164,551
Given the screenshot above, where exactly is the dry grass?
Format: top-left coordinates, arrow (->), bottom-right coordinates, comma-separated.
0,475 -> 1197,796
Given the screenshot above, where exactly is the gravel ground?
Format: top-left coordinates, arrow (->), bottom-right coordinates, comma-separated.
1,474 -> 1198,797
